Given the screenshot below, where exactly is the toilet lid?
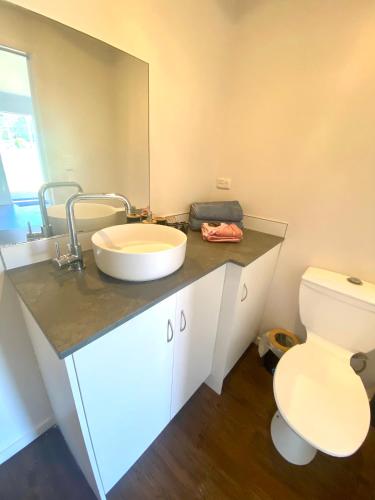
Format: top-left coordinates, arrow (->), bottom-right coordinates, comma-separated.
273,338 -> 370,457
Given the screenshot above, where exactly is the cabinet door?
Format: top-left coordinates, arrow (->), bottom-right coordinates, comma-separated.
171,266 -> 225,418
72,294 -> 176,494
225,244 -> 280,376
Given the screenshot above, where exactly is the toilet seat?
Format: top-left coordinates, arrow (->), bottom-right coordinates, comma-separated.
273,334 -> 370,457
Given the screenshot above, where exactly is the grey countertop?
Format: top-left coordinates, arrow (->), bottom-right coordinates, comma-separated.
7,229 -> 283,359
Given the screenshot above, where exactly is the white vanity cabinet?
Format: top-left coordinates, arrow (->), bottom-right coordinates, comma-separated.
20,265 -> 226,498
72,295 -> 176,493
206,243 -> 282,394
224,244 -> 281,376
171,266 -> 225,418
16,242 -> 281,499
72,265 -> 225,493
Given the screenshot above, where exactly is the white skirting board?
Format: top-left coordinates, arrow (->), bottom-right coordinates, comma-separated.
0,416 -> 55,466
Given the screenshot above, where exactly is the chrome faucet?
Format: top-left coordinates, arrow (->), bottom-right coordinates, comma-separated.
27,181 -> 83,240
39,181 -> 83,237
53,192 -> 131,271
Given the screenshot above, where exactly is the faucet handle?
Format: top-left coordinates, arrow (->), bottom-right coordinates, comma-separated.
26,221 -> 44,241
52,239 -> 84,271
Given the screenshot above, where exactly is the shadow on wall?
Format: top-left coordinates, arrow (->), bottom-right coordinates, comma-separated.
215,0 -> 264,22
361,350 -> 375,394
0,261 -> 52,462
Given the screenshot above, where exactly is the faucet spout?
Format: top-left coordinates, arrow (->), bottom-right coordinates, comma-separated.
54,192 -> 131,271
38,181 -> 83,237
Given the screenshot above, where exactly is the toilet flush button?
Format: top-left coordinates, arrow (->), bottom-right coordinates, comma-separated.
347,276 -> 363,285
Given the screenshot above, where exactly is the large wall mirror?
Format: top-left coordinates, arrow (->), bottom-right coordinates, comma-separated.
0,1 -> 149,246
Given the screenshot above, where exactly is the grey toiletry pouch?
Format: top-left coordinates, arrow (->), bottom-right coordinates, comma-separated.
189,216 -> 244,231
190,201 -> 243,222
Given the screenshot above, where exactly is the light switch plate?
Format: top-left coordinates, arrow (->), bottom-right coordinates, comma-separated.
216,177 -> 231,190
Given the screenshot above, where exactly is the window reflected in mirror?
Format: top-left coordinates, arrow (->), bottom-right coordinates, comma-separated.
0,0 -> 149,246
0,47 -> 45,242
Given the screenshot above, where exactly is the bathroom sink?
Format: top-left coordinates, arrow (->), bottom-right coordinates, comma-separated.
47,202 -> 124,235
91,223 -> 187,281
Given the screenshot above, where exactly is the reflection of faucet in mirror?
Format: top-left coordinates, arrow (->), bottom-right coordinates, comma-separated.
27,181 -> 83,240
42,181 -> 83,237
53,193 -> 131,271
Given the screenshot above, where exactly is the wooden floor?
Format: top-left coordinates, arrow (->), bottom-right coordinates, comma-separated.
1,345 -> 375,500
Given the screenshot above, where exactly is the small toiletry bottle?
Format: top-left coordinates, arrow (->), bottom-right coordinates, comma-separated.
140,208 -> 149,221
127,205 -> 141,223
154,216 -> 167,225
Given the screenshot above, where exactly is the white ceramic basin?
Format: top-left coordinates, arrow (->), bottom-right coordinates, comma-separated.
47,202 -> 124,235
91,223 -> 187,281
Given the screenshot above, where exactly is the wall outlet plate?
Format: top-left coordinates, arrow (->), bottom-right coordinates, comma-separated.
216,177 -> 231,190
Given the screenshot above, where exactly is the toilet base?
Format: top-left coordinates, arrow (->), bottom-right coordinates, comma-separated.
271,411 -> 317,465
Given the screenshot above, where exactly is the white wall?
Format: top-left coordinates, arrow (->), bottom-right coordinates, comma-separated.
214,1 -> 375,344
0,257 -> 53,464
113,53 -> 149,208
9,0 -> 237,215
0,49 -> 31,96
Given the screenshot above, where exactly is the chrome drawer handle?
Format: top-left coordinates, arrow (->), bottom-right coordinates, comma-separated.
167,319 -> 174,342
180,310 -> 187,332
241,283 -> 248,302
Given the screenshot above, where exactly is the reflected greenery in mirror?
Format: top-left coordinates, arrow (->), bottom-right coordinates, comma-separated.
0,1 -> 149,246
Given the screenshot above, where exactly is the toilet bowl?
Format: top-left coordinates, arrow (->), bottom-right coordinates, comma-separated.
271,267 -> 375,465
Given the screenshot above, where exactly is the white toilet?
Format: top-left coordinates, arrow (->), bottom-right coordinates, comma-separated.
271,267 -> 375,465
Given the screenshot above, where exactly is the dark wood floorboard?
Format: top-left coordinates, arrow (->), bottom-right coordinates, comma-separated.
1,345 -> 375,499
0,425 -> 94,500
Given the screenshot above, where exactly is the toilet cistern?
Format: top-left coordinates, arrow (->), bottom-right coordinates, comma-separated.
53,193 -> 131,271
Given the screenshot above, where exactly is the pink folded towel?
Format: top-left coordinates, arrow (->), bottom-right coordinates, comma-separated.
201,222 -> 243,243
